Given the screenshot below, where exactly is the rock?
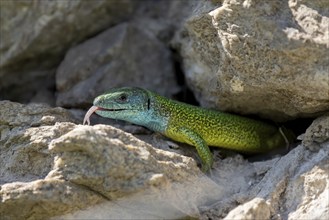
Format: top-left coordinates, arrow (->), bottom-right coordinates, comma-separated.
0,179 -> 105,220
302,114 -> 329,151
133,0 -> 199,44
174,0 -> 329,121
0,100 -> 76,184
1,101 -> 329,219
0,0 -> 136,103
55,175 -> 222,220
56,22 -> 179,107
48,124 -> 202,199
201,141 -> 329,220
0,100 -> 75,127
282,157 -> 329,220
0,122 -> 75,184
48,124 -> 227,219
0,0 -> 196,106
223,198 -> 271,220
1,101 -> 222,219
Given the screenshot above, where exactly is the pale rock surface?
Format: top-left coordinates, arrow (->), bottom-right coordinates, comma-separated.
0,101 -> 220,219
1,101 -> 328,219
174,0 -> 329,121
201,141 -> 329,219
0,101 -> 76,184
223,198 -> 271,220
0,179 -> 105,220
302,114 -> 329,151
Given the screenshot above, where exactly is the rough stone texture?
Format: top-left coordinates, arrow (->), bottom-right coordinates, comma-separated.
0,0 -> 136,103
0,101 -> 216,219
302,114 -> 329,151
283,158 -> 329,220
0,122 -> 75,184
174,0 -> 329,121
0,100 -> 75,127
0,100 -> 76,184
55,22 -> 179,107
1,102 -> 329,219
201,142 -> 329,219
48,124 -> 201,199
0,179 -> 105,220
223,198 -> 271,220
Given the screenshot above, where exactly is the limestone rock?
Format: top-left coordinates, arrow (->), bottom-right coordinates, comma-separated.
1,101 -> 217,219
1,102 -> 329,219
223,198 -> 271,220
48,124 -> 201,199
174,0 -> 329,121
0,122 -> 75,184
0,100 -> 76,184
283,157 -> 329,220
0,100 -> 75,127
302,114 -> 329,151
56,23 -> 179,107
0,179 -> 105,220
201,141 -> 329,220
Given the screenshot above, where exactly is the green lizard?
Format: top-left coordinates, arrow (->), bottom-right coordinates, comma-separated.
83,87 -> 293,172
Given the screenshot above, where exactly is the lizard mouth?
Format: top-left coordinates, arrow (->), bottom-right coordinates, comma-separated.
96,107 -> 126,112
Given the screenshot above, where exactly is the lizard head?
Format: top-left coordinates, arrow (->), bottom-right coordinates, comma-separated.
92,87 -> 151,122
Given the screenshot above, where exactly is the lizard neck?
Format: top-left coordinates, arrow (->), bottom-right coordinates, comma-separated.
129,92 -> 170,134
144,92 -> 171,133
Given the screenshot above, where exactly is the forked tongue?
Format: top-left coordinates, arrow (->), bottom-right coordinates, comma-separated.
83,106 -> 100,125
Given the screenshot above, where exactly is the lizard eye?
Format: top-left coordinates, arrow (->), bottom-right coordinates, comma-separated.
117,94 -> 127,102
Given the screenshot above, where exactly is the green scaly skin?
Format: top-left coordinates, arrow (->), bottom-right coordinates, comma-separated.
89,87 -> 293,172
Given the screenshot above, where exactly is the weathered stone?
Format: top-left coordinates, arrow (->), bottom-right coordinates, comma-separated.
0,100 -> 76,184
0,179 -> 105,220
0,122 -> 75,184
55,175 -> 222,220
0,0 -> 136,103
1,101 -> 329,219
223,198 -> 271,220
201,141 -> 329,220
174,0 -> 329,121
1,101 -> 215,219
302,114 -> 329,151
282,158 -> 329,220
0,100 -> 75,127
48,124 -> 202,198
56,23 -> 179,107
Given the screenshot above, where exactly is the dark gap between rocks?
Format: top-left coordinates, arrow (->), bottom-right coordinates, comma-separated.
243,117 -> 314,162
170,47 -> 199,106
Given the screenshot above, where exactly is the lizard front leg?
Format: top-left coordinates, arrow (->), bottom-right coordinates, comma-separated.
177,127 -> 214,172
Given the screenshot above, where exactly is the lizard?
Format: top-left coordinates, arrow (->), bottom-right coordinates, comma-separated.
83,87 -> 294,172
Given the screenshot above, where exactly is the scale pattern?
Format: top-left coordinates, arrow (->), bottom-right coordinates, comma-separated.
153,93 -> 287,153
